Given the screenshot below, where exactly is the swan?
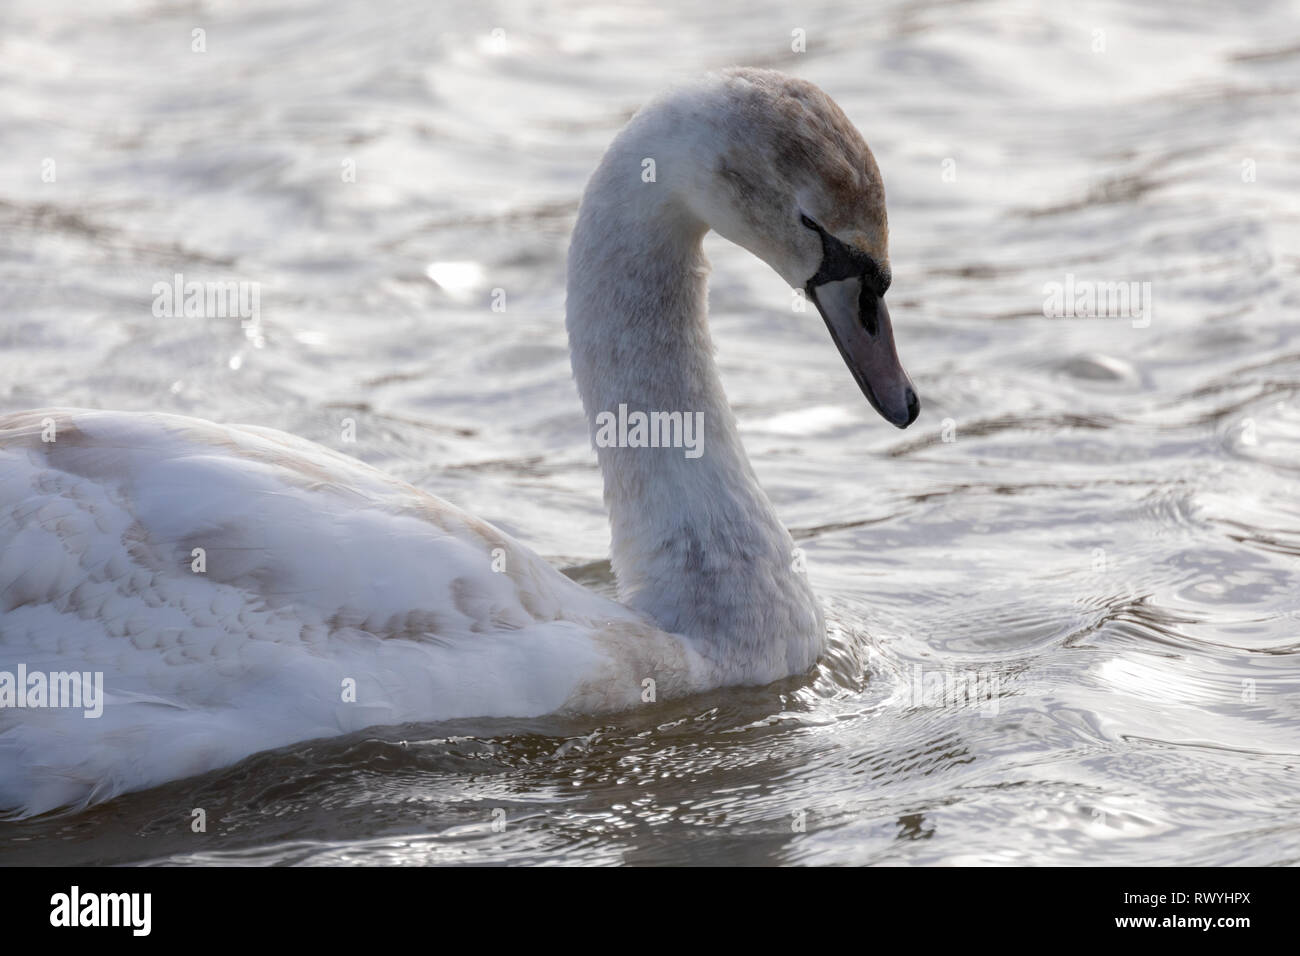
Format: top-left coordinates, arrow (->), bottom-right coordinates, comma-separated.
0,68 -> 917,817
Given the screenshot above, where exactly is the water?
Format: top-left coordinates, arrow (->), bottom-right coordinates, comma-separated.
1,0 -> 1298,865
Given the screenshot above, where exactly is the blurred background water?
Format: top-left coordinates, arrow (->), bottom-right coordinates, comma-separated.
1,0 -> 1298,865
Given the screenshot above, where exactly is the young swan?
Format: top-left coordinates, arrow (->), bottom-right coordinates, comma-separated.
0,68 -> 915,816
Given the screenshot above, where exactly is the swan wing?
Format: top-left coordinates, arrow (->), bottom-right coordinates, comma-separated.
0,408 -> 698,815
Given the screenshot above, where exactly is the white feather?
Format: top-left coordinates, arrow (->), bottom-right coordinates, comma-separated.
0,409 -> 708,815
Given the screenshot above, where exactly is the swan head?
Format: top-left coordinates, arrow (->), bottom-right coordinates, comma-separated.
679,68 -> 919,428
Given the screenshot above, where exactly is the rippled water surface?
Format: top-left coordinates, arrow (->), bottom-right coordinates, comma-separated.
1,0 -> 1299,865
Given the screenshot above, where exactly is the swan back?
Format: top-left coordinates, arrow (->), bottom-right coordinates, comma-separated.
0,409 -> 703,815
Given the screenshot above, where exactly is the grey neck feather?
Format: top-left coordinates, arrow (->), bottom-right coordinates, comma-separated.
564,111 -> 824,681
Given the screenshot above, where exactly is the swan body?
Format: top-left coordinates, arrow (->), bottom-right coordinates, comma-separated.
0,409 -> 706,815
0,68 -> 916,815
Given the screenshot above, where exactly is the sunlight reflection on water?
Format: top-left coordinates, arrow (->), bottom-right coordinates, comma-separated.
0,0 -> 1297,864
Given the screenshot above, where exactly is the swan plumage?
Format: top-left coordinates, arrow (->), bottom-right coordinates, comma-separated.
0,68 -> 915,815
0,408 -> 707,814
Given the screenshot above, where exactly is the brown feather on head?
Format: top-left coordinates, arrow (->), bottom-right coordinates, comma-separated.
713,68 -> 889,265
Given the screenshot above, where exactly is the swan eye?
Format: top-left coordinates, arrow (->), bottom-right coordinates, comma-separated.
800,213 -> 822,233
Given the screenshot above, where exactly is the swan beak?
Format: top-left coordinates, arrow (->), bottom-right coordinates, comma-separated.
809,276 -> 919,428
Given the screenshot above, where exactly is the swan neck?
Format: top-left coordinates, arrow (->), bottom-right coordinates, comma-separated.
564,123 -> 823,678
